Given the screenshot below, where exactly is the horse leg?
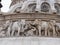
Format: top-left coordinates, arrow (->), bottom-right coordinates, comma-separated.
38,26 -> 41,36
7,27 -> 11,36
36,29 -> 38,36
55,27 -> 59,36
11,30 -> 15,36
48,29 -> 51,37
45,28 -> 47,36
17,28 -> 20,36
7,30 -> 10,36
53,26 -> 56,37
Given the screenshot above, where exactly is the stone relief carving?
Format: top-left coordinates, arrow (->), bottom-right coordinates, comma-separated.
10,0 -> 23,7
11,21 -> 21,36
35,0 -> 57,13
27,3 -> 36,12
20,0 -> 36,13
41,2 -> 50,12
0,19 -> 60,37
55,3 -> 60,14
8,0 -> 58,14
9,2 -> 23,13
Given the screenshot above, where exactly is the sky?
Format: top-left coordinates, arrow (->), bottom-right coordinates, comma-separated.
1,0 -> 12,12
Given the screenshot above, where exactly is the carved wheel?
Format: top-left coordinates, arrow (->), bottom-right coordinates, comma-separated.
41,2 -> 50,12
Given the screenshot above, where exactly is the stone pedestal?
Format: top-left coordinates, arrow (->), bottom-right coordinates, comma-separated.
0,37 -> 60,45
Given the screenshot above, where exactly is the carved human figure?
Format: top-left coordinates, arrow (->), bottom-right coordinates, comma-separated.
25,27 -> 36,36
0,26 -> 5,37
48,20 -> 56,36
3,20 -> 12,36
4,20 -> 11,28
33,19 -> 39,36
0,20 -> 12,37
24,21 -> 37,36
55,23 -> 60,36
7,21 -> 13,36
33,19 -> 41,36
20,19 -> 26,32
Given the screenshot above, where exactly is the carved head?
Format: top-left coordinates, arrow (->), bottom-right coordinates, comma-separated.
5,20 -> 12,26
33,19 -> 39,25
41,2 -> 50,12
33,19 -> 42,25
50,20 -> 56,25
50,20 -> 56,23
21,19 -> 26,25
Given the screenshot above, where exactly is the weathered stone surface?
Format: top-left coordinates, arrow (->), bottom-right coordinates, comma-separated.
0,37 -> 60,45
0,0 -> 60,38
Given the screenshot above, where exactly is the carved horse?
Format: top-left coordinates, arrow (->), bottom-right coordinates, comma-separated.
11,20 -> 21,36
11,19 -> 26,36
33,19 -> 49,36
33,19 -> 56,36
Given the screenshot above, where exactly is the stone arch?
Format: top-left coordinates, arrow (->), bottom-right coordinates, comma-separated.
8,2 -> 23,13
14,6 -> 22,13
28,3 -> 36,12
41,2 -> 50,12
54,3 -> 60,13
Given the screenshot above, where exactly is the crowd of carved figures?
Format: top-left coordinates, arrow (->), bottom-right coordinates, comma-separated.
0,19 -> 60,37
